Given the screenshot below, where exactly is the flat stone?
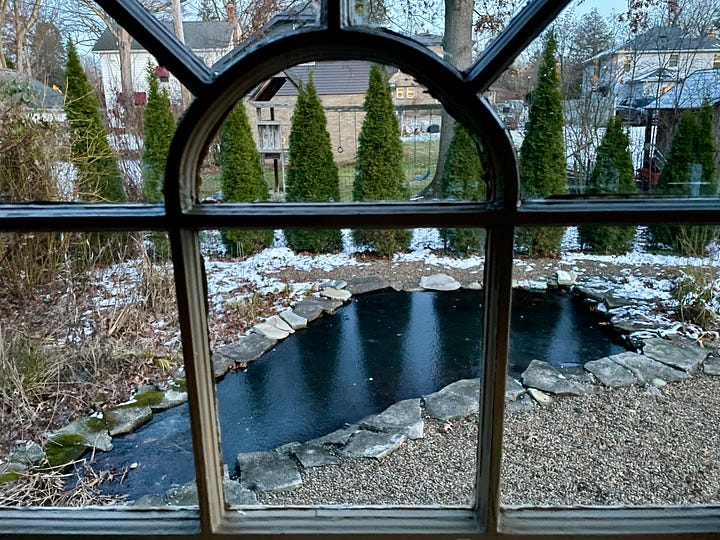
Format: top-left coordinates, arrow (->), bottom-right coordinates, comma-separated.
292,297 -> 343,321
149,479 -> 257,506
419,273 -> 461,291
555,270 -> 578,286
360,398 -> 424,439
461,281 -> 483,290
610,351 -> 689,385
505,378 -> 526,402
558,365 -> 598,388
574,286 -> 607,303
212,334 -> 277,378
505,393 -> 537,412
523,280 -> 548,291
321,279 -> 347,290
104,405 -> 153,436
423,378 -> 480,421
307,424 -> 358,447
320,287 -> 352,302
340,430 -> 406,459
603,294 -> 632,309
280,310 -> 307,330
584,357 -> 637,388
292,444 -> 341,468
344,275 -> 391,295
265,315 -> 295,334
152,389 -> 188,411
612,319 -> 658,333
252,323 -> 290,340
9,440 -> 45,466
643,338 -> 710,373
521,360 -> 583,395
527,388 -> 553,407
46,417 -> 113,453
236,451 -> 302,493
704,356 -> 720,376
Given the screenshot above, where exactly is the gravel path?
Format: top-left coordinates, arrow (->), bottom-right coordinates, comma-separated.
256,374 -> 720,507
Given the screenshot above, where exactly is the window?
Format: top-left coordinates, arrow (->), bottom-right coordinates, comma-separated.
406,87 -> 416,98
669,53 -> 679,68
1,0 -> 718,537
714,53 -> 720,69
396,87 -> 405,99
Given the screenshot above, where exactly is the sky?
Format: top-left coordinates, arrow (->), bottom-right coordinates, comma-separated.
573,0 -> 629,17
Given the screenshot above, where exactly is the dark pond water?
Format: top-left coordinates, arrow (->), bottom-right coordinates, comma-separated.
91,289 -> 624,500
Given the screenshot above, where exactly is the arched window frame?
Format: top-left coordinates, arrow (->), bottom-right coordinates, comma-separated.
1,0 -> 719,537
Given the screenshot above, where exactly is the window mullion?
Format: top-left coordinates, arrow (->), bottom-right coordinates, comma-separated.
476,224 -> 515,532
170,228 -> 225,533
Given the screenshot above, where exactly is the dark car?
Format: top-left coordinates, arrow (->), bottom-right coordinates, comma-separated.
616,96 -> 655,126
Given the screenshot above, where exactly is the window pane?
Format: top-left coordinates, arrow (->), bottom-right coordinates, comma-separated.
198,63 -> 489,204
204,227 -> 484,506
502,224 -> 720,506
0,232 -> 192,508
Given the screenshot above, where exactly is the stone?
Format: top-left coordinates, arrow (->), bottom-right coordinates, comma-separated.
461,281 -> 483,290
307,424 -> 358,447
573,286 -> 607,303
265,315 -> 295,334
320,288 -> 352,302
46,417 -> 113,453
555,270 -> 578,286
148,479 -> 257,507
9,440 -> 45,466
505,393 -> 536,412
292,297 -> 343,321
104,405 -> 153,436
505,378 -> 526,402
321,279 -> 347,290
292,444 -> 341,468
704,356 -> 720,376
609,351 -> 689,385
603,294 -> 632,309
275,441 -> 302,456
225,480 -> 259,505
423,379 -> 481,421
152,389 -> 188,411
340,430 -> 406,459
344,275 -> 391,295
212,334 -> 277,378
642,338 -> 710,373
521,360 -> 583,395
280,310 -> 307,330
252,323 -> 290,340
527,388 -> 553,407
236,451 -> 302,493
558,365 -> 598,388
612,319 -> 657,333
360,399 -> 424,440
419,273 -> 461,291
584,357 -> 637,388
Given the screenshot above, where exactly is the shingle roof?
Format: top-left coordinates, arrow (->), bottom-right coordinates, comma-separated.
92,21 -> 235,52
588,26 -> 720,62
0,69 -> 64,110
276,61 -> 375,96
649,68 -> 720,109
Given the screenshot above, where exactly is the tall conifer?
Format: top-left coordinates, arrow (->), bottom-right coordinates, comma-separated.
517,30 -> 567,256
143,64 -> 175,204
353,63 -> 410,256
285,75 -> 342,252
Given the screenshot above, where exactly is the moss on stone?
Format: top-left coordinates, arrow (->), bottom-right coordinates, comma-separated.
0,471 -> 20,484
171,378 -> 187,393
44,433 -> 86,468
128,389 -> 164,407
84,416 -> 108,432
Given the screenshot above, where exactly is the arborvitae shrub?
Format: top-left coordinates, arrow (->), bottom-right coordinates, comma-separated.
353,64 -> 411,257
517,30 -> 567,256
284,75 -> 342,252
440,122 -> 486,254
578,115 -> 637,253
219,101 -> 273,257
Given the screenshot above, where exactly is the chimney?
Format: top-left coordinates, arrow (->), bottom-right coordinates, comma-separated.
226,2 -> 237,23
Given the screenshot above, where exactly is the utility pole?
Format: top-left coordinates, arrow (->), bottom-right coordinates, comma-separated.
172,0 -> 192,108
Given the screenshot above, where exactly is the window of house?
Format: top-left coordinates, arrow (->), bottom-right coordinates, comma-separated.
406,87 -> 416,98
1,0 -> 718,538
669,53 -> 679,68
714,53 -> 720,69
396,87 -> 405,99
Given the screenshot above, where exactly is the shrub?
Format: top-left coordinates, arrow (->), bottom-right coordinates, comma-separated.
219,101 -> 273,256
578,115 -> 636,253
672,266 -> 719,329
353,64 -> 410,256
284,75 -> 342,252
440,122 -> 486,254
517,30 -> 567,256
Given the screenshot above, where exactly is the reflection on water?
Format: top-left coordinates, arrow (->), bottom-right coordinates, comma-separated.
93,289 -> 624,500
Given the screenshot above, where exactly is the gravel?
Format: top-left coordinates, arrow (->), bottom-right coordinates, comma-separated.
256,374 -> 720,507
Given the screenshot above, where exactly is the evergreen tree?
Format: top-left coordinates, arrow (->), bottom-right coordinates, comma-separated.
64,39 -> 125,203
353,63 -> 411,256
649,108 -> 718,254
142,64 -> 176,259
517,30 -> 567,256
284,75 -> 343,252
219,101 -> 273,257
440,121 -> 486,253
578,115 -> 637,253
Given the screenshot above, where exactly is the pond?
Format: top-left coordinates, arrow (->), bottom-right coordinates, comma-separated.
90,289 -> 625,500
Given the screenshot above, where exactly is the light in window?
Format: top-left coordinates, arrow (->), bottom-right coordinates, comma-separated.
713,53 -> 720,69
396,87 -> 404,99
406,87 -> 415,98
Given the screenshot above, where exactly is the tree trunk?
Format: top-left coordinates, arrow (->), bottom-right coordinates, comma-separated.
172,0 -> 192,108
421,0 -> 474,199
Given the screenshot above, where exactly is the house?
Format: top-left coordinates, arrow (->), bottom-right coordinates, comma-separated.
92,20 -> 237,108
584,26 -> 720,123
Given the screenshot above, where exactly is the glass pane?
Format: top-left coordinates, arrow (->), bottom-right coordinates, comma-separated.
502,223 -> 720,506
504,1 -> 720,200
198,62 -> 489,204
0,232 -> 192,507
205,227 -> 484,506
